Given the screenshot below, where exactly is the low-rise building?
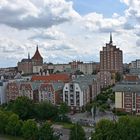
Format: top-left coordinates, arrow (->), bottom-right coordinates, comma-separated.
39,82 -> 64,104
6,81 -> 64,105
6,82 -> 20,102
114,81 -> 140,114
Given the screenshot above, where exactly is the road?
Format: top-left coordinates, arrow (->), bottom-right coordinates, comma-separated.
52,124 -> 94,140
68,111 -> 118,124
52,110 -> 118,140
52,124 -> 70,140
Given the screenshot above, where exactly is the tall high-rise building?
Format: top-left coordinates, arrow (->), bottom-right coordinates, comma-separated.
100,33 -> 123,74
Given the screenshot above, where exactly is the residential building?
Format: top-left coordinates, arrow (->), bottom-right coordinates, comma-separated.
43,61 -> 99,75
131,59 -> 140,69
19,82 -> 33,100
63,75 -> 100,111
0,80 -> 7,104
39,82 -> 64,104
63,82 -> 90,111
78,62 -> 100,74
100,33 -> 123,74
97,71 -> 112,88
6,80 -> 64,105
6,82 -> 20,102
114,81 -> 140,114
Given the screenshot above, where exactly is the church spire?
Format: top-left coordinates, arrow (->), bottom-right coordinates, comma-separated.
28,52 -> 30,59
109,32 -> 113,44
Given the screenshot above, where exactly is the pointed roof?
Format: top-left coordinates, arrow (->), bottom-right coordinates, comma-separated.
32,45 -> 43,60
109,32 -> 113,44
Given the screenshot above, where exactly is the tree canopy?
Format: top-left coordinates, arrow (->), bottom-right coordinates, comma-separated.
69,123 -> 86,140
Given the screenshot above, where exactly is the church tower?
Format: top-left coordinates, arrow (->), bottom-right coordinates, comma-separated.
32,45 -> 43,66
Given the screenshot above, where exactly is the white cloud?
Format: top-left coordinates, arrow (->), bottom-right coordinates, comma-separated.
0,0 -> 80,29
1,0 -> 140,67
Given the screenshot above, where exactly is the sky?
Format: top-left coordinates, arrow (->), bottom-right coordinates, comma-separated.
0,0 -> 140,67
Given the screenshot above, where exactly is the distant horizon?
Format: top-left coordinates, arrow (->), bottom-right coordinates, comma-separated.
0,0 -> 140,67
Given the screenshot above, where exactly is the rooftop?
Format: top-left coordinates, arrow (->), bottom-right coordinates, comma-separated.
32,46 -> 43,60
31,74 -> 71,83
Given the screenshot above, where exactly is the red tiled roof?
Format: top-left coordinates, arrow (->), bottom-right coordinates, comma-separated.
31,74 -> 71,83
32,46 -> 43,60
124,75 -> 139,81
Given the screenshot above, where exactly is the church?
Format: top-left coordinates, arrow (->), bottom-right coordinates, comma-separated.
18,45 -> 43,75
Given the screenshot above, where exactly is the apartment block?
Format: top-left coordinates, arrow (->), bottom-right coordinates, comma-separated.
114,81 -> 140,114
63,75 -> 100,111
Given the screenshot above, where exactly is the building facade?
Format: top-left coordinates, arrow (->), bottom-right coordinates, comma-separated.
63,75 -> 100,111
114,82 -> 140,114
0,80 -> 7,104
97,71 -> 112,88
100,33 -> 123,74
18,46 -> 43,74
6,80 -> 64,105
63,82 -> 90,111
131,59 -> 140,69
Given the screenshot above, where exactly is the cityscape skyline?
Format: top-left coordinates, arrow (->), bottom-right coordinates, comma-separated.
0,0 -> 140,67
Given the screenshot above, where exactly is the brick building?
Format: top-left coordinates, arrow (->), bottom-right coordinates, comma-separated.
114,82 -> 140,114
18,45 -> 43,74
100,33 -> 123,74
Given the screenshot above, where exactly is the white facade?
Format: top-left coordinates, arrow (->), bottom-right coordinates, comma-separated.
53,64 -> 71,73
131,59 -> 140,68
63,83 -> 90,111
43,62 -> 99,74
0,81 -> 7,104
78,63 -> 99,74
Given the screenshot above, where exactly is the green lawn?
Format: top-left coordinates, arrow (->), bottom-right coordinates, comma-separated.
54,122 -> 74,129
0,135 -> 24,140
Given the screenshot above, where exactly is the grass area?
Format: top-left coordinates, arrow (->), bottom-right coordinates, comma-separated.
0,135 -> 23,140
54,122 -> 74,129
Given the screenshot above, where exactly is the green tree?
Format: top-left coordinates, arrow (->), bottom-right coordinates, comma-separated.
58,102 -> 69,121
59,102 -> 69,115
0,110 -> 9,134
92,119 -> 116,140
116,116 -> 136,140
7,96 -> 34,120
39,121 -> 58,140
69,123 -> 86,140
85,103 -> 93,112
22,119 -> 38,140
5,114 -> 22,136
35,101 -> 58,121
115,72 -> 122,82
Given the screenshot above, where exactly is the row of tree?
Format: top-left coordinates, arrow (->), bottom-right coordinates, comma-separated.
0,110 -> 58,140
3,96 -> 69,122
86,86 -> 114,117
92,116 -> 140,140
